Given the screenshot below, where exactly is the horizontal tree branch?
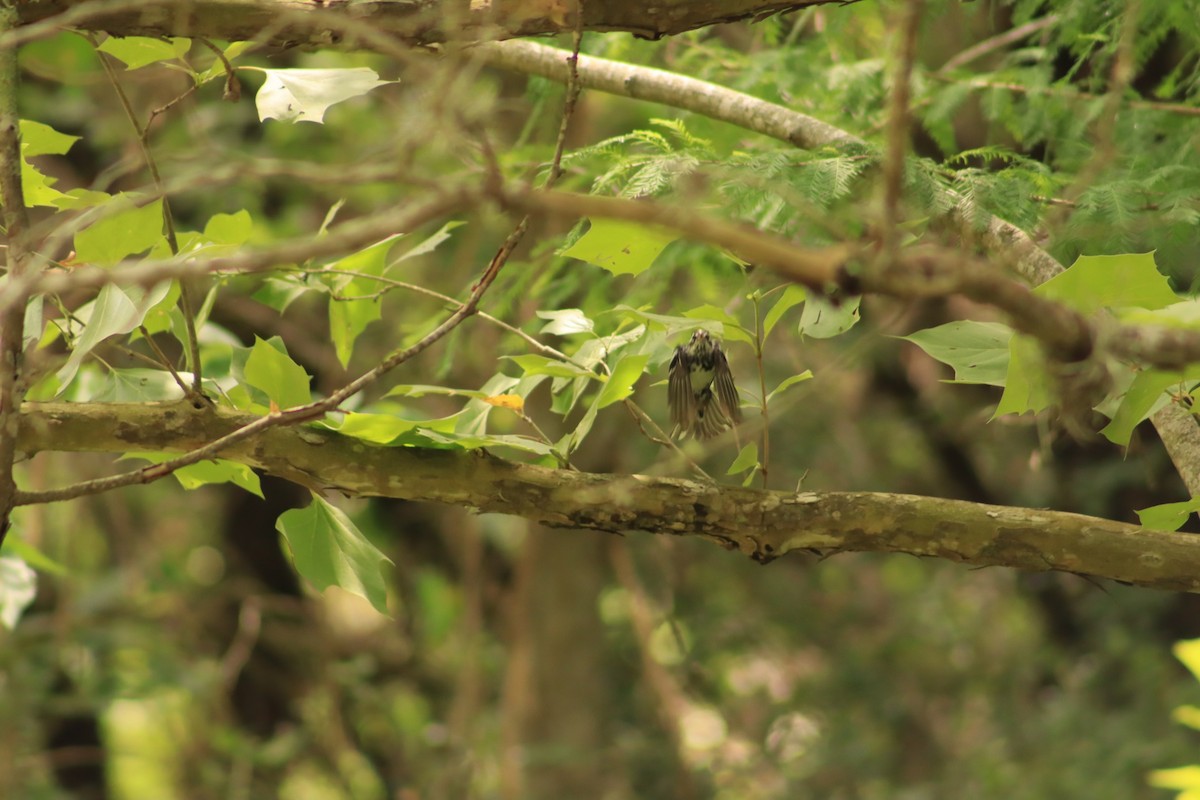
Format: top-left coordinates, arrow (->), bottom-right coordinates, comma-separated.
15,401 -> 1200,593
8,0 -> 836,49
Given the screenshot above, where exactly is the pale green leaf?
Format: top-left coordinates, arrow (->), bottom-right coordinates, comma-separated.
560,218 -> 676,276
994,335 -> 1052,416
1137,497 -> 1200,532
327,237 -> 400,367
1119,299 -> 1200,329
276,495 -> 393,615
204,210 -> 254,245
1100,368 -> 1197,446
506,354 -> 594,379
900,321 -> 1013,386
763,285 -> 806,337
255,67 -> 395,124
767,370 -> 815,404
597,354 -> 650,408
123,452 -> 263,497
418,430 -> 557,457
538,308 -> 595,336
56,282 -> 173,390
243,337 -> 312,409
392,220 -> 465,264
798,295 -> 860,338
20,119 -> 79,157
1178,640 -> 1200,683
98,36 -> 191,70
1036,252 -> 1177,313
74,197 -> 166,265
727,442 -> 759,475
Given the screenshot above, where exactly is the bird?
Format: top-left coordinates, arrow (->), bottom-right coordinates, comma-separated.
668,328 -> 741,440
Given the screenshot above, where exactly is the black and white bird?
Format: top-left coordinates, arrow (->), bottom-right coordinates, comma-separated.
668,329 -> 741,440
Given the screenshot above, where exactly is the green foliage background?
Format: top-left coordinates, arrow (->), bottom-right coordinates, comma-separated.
4,1 -> 1200,798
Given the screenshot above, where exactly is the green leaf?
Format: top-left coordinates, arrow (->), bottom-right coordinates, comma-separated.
337,413 -> 423,444
255,67 -> 395,124
98,36 -> 191,70
391,220 -> 465,265
55,282 -> 174,390
560,218 -> 676,276
418,430 -> 557,457
20,119 -> 79,157
334,410 -> 461,445
763,285 -> 806,337
1119,299 -> 1200,329
1100,368 -> 1196,446
798,295 -> 861,338
506,354 -> 594,379
83,367 -> 186,402
326,237 -> 398,367
994,335 -> 1052,416
767,370 -> 814,404
900,321 -> 1013,386
243,337 -> 312,409
597,354 -> 650,408
123,452 -> 263,497
1137,497 -> 1200,532
0,556 -> 36,630
1036,252 -> 1177,313
204,210 -> 254,245
570,393 -> 603,453
726,441 -> 759,475
537,308 -> 594,336
276,495 -> 393,615
74,197 -> 166,265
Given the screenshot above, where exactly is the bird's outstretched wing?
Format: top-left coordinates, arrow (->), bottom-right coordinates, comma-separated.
668,345 -> 694,434
712,343 -> 742,423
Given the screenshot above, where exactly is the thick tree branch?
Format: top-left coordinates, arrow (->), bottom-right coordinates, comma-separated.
7,0 -> 838,49
0,3 -> 31,546
16,401 -> 1200,594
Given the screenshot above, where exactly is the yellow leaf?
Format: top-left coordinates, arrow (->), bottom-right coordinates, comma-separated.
484,394 -> 524,411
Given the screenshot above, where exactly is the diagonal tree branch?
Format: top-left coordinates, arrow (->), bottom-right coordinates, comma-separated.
16,401 -> 1200,594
